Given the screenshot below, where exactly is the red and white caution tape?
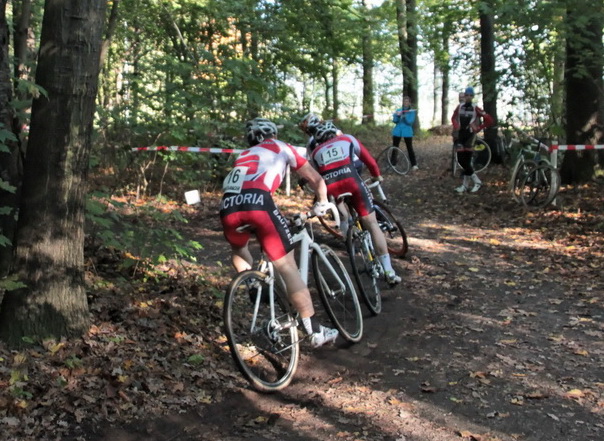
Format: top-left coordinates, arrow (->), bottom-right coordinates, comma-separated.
132,146 -> 244,154
549,144 -> 604,152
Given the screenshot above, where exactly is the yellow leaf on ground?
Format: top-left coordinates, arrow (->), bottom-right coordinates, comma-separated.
565,389 -> 585,399
499,339 -> 517,345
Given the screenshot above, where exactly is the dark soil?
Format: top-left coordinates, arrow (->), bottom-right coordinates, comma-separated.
2,137 -> 603,441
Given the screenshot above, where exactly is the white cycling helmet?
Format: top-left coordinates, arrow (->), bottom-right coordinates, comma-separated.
245,117 -> 278,146
314,120 -> 338,143
299,113 -> 322,135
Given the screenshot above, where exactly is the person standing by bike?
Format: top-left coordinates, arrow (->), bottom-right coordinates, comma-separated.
391,96 -> 418,171
451,87 -> 494,193
219,117 -> 339,348
310,120 -> 402,285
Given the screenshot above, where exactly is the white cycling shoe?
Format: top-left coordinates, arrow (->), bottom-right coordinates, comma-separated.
310,326 -> 339,348
385,271 -> 402,285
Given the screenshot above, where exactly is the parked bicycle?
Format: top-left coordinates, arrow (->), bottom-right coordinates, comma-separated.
223,204 -> 363,392
451,136 -> 491,177
506,128 -> 560,207
377,145 -> 410,175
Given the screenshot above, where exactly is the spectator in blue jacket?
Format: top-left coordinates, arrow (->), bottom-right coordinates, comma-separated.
392,96 -> 418,170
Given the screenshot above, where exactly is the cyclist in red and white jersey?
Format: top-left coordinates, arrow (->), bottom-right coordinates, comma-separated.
219,117 -> 338,348
310,121 -> 402,285
451,87 -> 494,193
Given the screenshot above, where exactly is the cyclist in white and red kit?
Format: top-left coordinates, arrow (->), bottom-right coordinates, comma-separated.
309,120 -> 402,285
219,117 -> 339,348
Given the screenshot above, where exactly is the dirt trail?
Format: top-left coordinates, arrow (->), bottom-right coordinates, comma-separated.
75,138 -> 604,441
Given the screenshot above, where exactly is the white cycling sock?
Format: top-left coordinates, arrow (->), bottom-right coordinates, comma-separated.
301,316 -> 321,335
378,254 -> 394,274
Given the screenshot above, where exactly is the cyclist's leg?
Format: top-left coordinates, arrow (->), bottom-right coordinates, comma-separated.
272,252 -> 313,318
360,212 -> 400,284
272,251 -> 338,346
230,245 -> 253,272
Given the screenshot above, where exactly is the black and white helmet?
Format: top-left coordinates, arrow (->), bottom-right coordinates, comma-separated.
246,117 -> 278,146
314,120 -> 338,143
299,113 -> 322,135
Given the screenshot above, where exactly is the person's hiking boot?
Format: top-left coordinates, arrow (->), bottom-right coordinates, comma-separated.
385,271 -> 402,285
310,326 -> 339,348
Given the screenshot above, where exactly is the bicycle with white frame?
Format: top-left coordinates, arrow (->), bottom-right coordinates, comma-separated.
223,203 -> 362,392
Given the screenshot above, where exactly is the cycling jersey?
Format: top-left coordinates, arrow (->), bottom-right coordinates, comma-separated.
451,103 -> 494,150
219,139 -> 306,261
310,134 -> 380,217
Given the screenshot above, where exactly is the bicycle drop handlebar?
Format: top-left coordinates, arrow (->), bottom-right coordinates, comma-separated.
364,178 -> 388,203
292,201 -> 340,229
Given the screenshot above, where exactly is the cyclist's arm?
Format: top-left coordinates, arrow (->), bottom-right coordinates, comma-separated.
451,105 -> 460,130
475,107 -> 495,131
297,162 -> 328,204
355,142 -> 380,178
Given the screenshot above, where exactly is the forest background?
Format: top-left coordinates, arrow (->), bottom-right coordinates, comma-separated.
0,1 -> 602,439
0,0 -> 603,379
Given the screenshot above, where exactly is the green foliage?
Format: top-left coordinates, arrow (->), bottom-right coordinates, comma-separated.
0,124 -> 17,148
0,274 -> 27,292
86,192 -> 204,276
187,354 -> 205,365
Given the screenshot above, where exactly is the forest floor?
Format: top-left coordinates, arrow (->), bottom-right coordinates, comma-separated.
1,136 -> 604,441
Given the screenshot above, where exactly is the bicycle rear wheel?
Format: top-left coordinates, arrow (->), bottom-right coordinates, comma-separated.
224,270 -> 299,392
346,224 -> 382,315
378,146 -> 410,175
472,138 -> 491,173
312,244 -> 363,342
374,200 -> 408,258
519,164 -> 560,209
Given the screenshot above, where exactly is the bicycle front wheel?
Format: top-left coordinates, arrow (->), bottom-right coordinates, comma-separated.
510,159 -> 538,202
374,200 -> 408,258
347,224 -> 382,315
378,146 -> 410,176
224,270 -> 299,392
312,244 -> 363,342
472,138 -> 492,173
519,164 -> 560,209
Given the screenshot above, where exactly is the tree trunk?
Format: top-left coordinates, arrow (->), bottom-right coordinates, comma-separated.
361,4 -> 374,125
561,0 -> 603,184
332,61 -> 339,121
395,0 -> 406,93
405,0 -> 418,119
440,36 -> 450,126
0,0 -> 107,348
479,3 -> 499,162
0,0 -> 21,277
